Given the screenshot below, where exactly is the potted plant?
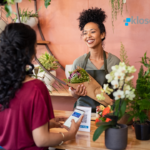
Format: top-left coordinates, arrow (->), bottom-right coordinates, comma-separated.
3,0 -> 51,17
93,62 -> 136,150
127,52 -> 150,140
14,8 -> 40,28
39,52 -> 59,91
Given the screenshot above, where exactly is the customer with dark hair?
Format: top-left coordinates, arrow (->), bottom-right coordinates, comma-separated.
70,8 -> 120,112
0,23 -> 83,150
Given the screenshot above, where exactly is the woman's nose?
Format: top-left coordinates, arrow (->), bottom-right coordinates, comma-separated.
87,32 -> 91,38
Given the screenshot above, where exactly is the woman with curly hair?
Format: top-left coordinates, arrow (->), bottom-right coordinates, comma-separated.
0,23 -> 83,150
70,8 -> 120,112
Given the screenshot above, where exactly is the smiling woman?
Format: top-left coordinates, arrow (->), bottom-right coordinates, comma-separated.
70,7 -> 120,112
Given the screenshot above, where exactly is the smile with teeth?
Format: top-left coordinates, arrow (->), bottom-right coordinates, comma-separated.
87,39 -> 95,44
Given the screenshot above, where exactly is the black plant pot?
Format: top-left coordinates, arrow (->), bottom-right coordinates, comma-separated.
0,0 -> 6,5
105,124 -> 128,150
134,121 -> 150,140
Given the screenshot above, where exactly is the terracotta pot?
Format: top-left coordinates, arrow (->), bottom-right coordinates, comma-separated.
105,124 -> 128,150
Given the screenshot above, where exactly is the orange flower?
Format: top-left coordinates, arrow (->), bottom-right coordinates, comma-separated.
95,118 -> 101,124
102,107 -> 111,117
105,118 -> 111,122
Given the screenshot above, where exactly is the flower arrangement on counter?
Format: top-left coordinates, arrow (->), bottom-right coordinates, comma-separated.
93,62 -> 136,150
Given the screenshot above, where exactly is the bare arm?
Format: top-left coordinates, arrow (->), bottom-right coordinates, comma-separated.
32,116 -> 83,147
70,85 -> 87,98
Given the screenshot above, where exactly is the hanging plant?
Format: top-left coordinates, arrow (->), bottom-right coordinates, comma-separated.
110,0 -> 127,30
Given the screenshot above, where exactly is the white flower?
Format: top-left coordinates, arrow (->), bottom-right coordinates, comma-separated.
127,66 -> 136,73
118,65 -> 127,74
111,80 -> 119,89
96,93 -> 105,101
111,65 -> 119,71
119,62 -> 126,67
123,84 -> 131,92
125,75 -> 134,83
119,80 -> 124,89
114,71 -> 125,80
113,90 -> 125,100
103,84 -> 113,95
106,74 -> 113,83
125,90 -> 135,100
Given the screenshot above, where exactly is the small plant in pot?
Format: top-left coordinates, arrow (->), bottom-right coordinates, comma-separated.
14,8 -> 40,28
127,52 -> 150,140
93,62 -> 136,150
39,52 -> 59,91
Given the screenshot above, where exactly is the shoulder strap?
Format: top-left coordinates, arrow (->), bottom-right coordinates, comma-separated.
82,52 -> 90,69
103,51 -> 109,74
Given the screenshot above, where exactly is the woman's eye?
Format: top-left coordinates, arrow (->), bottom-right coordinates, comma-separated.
83,32 -> 87,35
91,31 -> 95,33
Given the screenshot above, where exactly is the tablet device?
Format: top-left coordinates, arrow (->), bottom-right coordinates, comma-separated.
63,108 -> 85,128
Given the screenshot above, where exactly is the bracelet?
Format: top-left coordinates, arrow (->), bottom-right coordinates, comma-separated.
59,132 -> 64,146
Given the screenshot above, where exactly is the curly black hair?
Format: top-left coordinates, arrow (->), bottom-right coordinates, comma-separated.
0,23 -> 36,110
78,7 -> 107,41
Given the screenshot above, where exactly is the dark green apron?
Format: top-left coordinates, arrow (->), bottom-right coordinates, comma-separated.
76,51 -> 109,112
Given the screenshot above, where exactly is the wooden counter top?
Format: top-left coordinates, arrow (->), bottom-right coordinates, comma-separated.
52,110 -> 150,150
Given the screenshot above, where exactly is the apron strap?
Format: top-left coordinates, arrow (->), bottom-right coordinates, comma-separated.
103,51 -> 109,74
82,52 -> 90,70
83,51 -> 108,74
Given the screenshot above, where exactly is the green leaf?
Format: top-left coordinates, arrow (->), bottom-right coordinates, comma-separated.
96,121 -> 115,127
93,125 -> 109,141
119,100 -> 127,119
5,4 -> 12,17
44,0 -> 51,8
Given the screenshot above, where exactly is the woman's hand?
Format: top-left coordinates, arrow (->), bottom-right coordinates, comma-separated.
49,116 -> 67,129
68,115 -> 84,138
70,84 -> 87,98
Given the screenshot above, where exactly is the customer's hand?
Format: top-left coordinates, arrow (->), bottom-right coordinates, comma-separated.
49,116 -> 67,128
68,115 -> 84,139
70,84 -> 87,97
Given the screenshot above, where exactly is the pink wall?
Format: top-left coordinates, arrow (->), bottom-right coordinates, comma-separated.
12,0 -> 150,82
11,0 -> 150,110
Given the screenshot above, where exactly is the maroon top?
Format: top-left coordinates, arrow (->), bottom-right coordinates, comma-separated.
0,79 -> 54,150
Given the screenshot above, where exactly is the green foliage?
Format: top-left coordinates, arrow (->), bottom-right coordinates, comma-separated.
93,99 -> 127,141
44,0 -> 51,8
64,68 -> 90,83
13,8 -> 40,22
127,52 -> 150,123
110,0 -> 126,31
93,121 -> 114,141
39,52 -> 59,71
120,42 -> 134,88
3,0 -> 51,17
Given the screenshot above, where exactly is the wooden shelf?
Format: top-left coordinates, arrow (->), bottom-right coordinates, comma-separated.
50,89 -> 72,97
37,40 -> 50,45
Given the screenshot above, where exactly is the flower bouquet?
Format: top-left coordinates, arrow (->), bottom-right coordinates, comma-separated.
93,62 -> 136,150
64,67 -> 112,106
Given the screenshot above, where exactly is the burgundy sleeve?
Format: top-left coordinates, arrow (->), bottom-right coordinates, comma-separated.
31,83 -> 54,130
